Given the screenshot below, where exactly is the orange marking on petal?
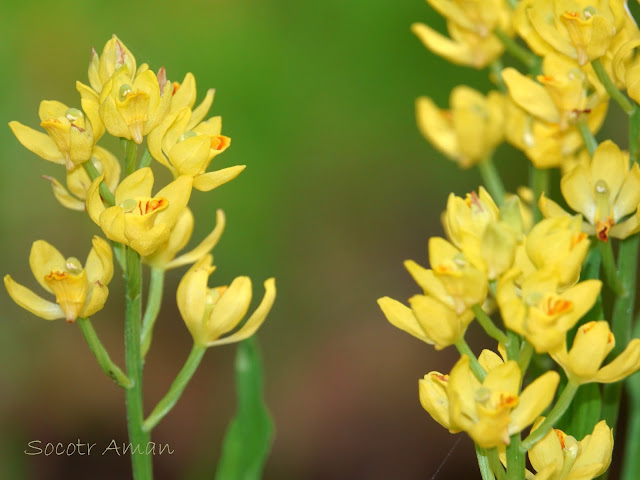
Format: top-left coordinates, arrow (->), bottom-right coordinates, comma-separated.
545,297 -> 572,316
46,270 -> 69,281
172,81 -> 181,95
434,264 -> 452,274
555,429 -> 567,449
210,135 -> 230,151
433,373 -> 449,382
597,219 -> 613,242
581,321 -> 597,334
570,232 -> 587,250
498,393 -> 517,408
608,332 -> 614,344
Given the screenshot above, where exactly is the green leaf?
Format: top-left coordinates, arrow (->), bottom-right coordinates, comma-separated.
215,337 -> 274,480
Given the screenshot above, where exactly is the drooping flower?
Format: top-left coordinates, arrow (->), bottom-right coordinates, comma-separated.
416,86 -> 504,168
4,237 -> 113,323
9,101 -> 101,171
540,140 -> 640,240
177,255 -> 276,347
497,269 -> 601,353
551,320 -> 640,384
86,167 -> 192,256
448,352 -> 559,448
148,75 -> 245,191
527,418 -> 613,480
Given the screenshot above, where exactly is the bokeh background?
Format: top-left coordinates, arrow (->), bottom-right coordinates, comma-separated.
1,1 -> 630,479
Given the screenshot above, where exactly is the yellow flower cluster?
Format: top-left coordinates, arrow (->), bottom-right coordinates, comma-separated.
384,1 -> 640,477
5,35 -> 275,347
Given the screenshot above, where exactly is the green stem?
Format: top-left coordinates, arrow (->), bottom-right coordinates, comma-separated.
494,28 -> 540,71
592,58 -> 634,115
518,341 -> 534,374
455,339 -> 486,381
140,267 -> 165,360
472,304 -> 508,345
577,118 -> 598,156
602,234 -> 639,430
506,433 -> 525,480
475,445 -> 496,480
124,139 -> 138,176
486,448 -> 508,480
124,247 -> 152,479
521,382 -> 580,452
622,379 -> 640,480
630,107 -> 640,164
139,147 -> 153,169
83,159 -> 115,206
505,331 -> 520,362
77,318 -> 131,388
477,157 -> 506,205
490,60 -> 507,94
530,166 -> 549,224
597,240 -> 626,296
143,344 -> 206,432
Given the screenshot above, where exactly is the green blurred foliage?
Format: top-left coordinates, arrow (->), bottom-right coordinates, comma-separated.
0,0 -> 525,478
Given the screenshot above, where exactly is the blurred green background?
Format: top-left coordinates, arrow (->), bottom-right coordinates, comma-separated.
0,1 -> 531,478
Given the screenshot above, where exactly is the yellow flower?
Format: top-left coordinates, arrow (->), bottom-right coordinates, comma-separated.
419,372 -> 460,432
503,53 -> 606,132
148,104 -> 244,192
406,237 -> 488,315
377,294 -> 473,350
4,237 -> 113,323
522,0 -> 629,66
176,255 -> 276,347
444,188 -> 522,279
541,140 -> 640,240
448,352 -> 559,448
497,269 -> 601,353
144,208 -> 225,270
86,167 -> 192,256
416,86 -> 504,168
9,101 -> 100,170
528,418 -> 613,480
88,35 -> 137,94
411,18 -> 506,69
552,320 -> 640,384
525,216 -> 590,287
41,147 -> 120,211
503,95 -> 607,169
98,67 -> 172,144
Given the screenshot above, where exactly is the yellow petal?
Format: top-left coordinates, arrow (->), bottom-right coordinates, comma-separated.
4,275 -> 65,320
571,420 -> 613,477
177,255 -> 215,344
115,167 -> 154,205
378,296 -> 431,344
208,278 -> 276,347
502,68 -> 558,123
169,135 -> 211,176
9,121 -> 65,164
85,236 -> 113,285
415,96 -> 458,159
170,72 -> 197,112
561,166 -> 597,223
76,81 -> 105,140
614,163 -> 640,220
510,371 -> 559,434
29,240 -> 66,294
188,89 -> 215,130
410,294 -> 470,349
99,206 -> 128,245
86,174 -> 107,225
527,417 -> 564,475
594,339 -> 640,383
167,209 -> 226,270
411,23 -> 475,67
192,165 -> 246,192
154,175 -> 193,228
206,276 -> 253,340
38,100 -> 68,122
81,282 -> 109,318
41,175 -> 85,211
129,222 -> 171,256
419,372 -> 457,431
591,140 -> 626,202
